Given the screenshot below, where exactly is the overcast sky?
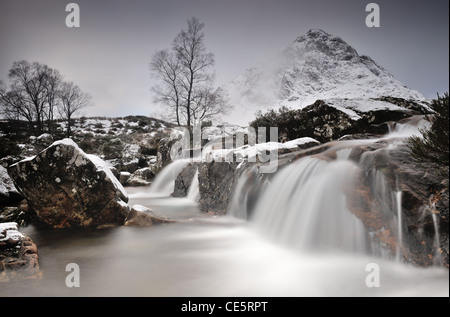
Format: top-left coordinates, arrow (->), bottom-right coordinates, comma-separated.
1,0 -> 448,119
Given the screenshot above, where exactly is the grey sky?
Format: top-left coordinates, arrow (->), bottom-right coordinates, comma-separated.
1,0 -> 448,119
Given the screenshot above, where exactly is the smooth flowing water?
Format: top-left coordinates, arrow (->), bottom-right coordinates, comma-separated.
1,117 -> 448,297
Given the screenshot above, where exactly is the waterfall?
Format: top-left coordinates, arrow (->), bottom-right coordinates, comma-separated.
431,212 -> 442,265
395,189 -> 403,262
250,156 -> 369,254
147,159 -> 191,197
186,168 -> 200,203
227,166 -> 269,219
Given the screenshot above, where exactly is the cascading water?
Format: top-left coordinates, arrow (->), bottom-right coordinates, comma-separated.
146,159 -> 191,197
227,115 -> 436,261
3,116 -> 448,297
186,167 -> 200,203
250,156 -> 369,254
395,189 -> 403,262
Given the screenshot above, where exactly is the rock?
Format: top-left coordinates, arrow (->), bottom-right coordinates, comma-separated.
119,172 -> 131,185
33,133 -> 54,152
126,167 -> 155,186
198,161 -> 239,214
0,165 -> 22,205
0,201 -> 34,227
173,163 -> 198,197
353,141 -> 449,267
124,205 -> 174,226
7,139 -> 129,228
302,99 -> 414,142
156,137 -> 178,172
0,222 -> 39,279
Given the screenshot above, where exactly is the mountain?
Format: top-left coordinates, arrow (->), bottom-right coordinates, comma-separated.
221,29 -> 427,126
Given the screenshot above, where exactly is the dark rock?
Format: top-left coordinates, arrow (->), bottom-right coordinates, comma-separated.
173,163 -> 198,197
198,161 -> 239,214
119,172 -> 131,185
0,166 -> 23,206
355,141 -> 449,267
0,222 -> 39,279
374,96 -> 432,114
7,139 -> 129,228
124,205 -> 174,226
33,133 -> 54,152
156,137 -> 178,172
302,99 -> 414,142
126,167 -> 155,186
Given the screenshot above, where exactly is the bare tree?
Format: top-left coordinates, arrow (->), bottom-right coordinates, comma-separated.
150,49 -> 183,126
44,68 -> 63,132
0,61 -> 61,135
58,81 -> 91,138
190,77 -> 228,122
151,17 -> 229,126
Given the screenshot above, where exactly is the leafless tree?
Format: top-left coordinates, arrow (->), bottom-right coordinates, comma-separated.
151,49 -> 183,126
0,61 -> 63,135
151,17 -> 229,126
190,76 -> 228,122
44,68 -> 63,132
58,81 -> 91,138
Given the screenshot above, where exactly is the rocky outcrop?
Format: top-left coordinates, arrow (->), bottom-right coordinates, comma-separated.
156,137 -> 178,172
7,139 -> 129,228
173,163 -> 198,197
0,165 -> 22,206
124,205 -> 174,226
0,222 -> 39,280
125,167 -> 155,186
198,161 -> 239,214
356,142 -> 449,267
303,99 -> 415,142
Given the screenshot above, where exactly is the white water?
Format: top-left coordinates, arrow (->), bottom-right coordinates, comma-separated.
251,157 -> 369,254
395,190 -> 403,262
432,212 -> 442,265
186,167 -> 200,203
2,221 -> 448,297
2,115 -> 448,297
146,159 -> 191,197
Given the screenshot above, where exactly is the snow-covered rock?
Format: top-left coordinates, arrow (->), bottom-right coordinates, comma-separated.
124,204 -> 174,226
202,137 -> 320,162
0,165 -> 21,204
221,29 -> 429,126
7,138 -> 129,228
125,167 -> 155,186
0,222 -> 39,276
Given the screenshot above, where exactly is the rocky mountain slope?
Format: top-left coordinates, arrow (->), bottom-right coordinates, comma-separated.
222,29 -> 429,125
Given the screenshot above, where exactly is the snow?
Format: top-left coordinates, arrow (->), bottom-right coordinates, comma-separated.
0,165 -> 18,196
203,137 -> 319,162
131,204 -> 151,212
14,138 -> 128,200
36,133 -> 52,140
0,222 -> 24,242
221,29 -> 428,126
87,153 -> 128,199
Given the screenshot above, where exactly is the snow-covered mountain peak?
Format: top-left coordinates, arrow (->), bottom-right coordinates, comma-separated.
222,29 -> 427,126
292,29 -> 359,61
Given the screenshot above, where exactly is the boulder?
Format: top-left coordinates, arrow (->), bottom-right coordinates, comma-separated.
7,139 -> 129,228
126,167 -> 155,186
351,141 -> 449,267
198,161 -> 239,214
124,205 -> 174,226
156,137 -> 178,172
302,99 -> 414,142
119,171 -> 132,185
173,163 -> 198,197
0,222 -> 39,279
0,165 -> 22,205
